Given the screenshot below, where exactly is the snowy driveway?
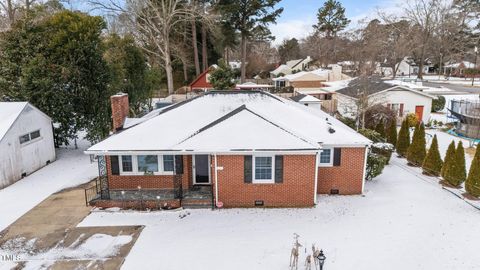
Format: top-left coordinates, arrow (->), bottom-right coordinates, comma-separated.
0,139 -> 96,232
79,155 -> 480,270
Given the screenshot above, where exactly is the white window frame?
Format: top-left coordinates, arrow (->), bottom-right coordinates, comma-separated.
252,155 -> 275,184
19,129 -> 42,146
119,155 -> 175,176
318,148 -> 333,167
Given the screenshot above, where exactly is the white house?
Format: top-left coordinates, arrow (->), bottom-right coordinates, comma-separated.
290,94 -> 322,110
379,57 -> 434,77
270,56 -> 312,77
0,102 -> 55,188
335,77 -> 435,123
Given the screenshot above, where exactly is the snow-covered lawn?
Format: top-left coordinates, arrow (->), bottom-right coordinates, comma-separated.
0,138 -> 96,232
79,156 -> 480,270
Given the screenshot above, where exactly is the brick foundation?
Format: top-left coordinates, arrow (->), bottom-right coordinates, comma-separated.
91,199 -> 181,210
317,147 -> 366,195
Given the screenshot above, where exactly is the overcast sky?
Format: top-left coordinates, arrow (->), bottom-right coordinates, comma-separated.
67,0 -> 405,46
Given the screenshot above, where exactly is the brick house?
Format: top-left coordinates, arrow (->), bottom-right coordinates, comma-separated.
85,91 -> 370,208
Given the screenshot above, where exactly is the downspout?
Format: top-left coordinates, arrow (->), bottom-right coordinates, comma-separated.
314,151 -> 319,205
361,146 -> 369,193
214,154 -> 219,208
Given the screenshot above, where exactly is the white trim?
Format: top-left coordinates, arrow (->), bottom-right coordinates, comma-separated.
314,151 -> 319,204
85,150 -> 321,156
214,154 -> 219,206
318,148 -> 333,167
361,146 -> 368,193
252,155 -> 275,184
119,155 -> 175,176
193,154 -> 211,185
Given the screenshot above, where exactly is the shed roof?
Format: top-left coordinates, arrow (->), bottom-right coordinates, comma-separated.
0,102 -> 28,141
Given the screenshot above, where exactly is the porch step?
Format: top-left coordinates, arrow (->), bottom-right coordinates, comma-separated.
182,199 -> 212,209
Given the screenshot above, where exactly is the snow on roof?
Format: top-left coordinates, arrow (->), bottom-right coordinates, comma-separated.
270,64 -> 290,75
236,82 -> 273,89
383,79 -> 427,90
0,102 -> 28,141
291,94 -> 321,103
86,91 -> 370,154
444,61 -> 475,69
273,68 -> 330,82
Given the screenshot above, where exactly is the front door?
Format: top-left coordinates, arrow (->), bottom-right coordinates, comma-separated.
415,106 -> 424,122
193,155 -> 210,185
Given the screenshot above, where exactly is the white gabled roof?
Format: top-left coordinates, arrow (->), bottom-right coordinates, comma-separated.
0,102 -> 28,141
86,91 -> 370,154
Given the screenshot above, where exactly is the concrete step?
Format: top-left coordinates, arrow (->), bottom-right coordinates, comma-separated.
182,199 -> 212,209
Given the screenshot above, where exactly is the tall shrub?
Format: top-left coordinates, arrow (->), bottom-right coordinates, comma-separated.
375,121 -> 386,139
422,135 -> 443,176
466,146 -> 480,197
407,123 -> 426,166
441,141 -> 456,178
386,120 -> 397,147
396,119 -> 410,157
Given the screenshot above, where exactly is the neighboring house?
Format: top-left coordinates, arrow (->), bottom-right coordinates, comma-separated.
380,57 -> 434,77
335,77 -> 435,123
0,102 -> 55,189
270,56 -> 312,77
84,91 -> 370,209
235,82 -> 273,91
229,61 -> 242,69
290,94 -> 322,110
443,61 -> 475,77
188,66 -> 217,92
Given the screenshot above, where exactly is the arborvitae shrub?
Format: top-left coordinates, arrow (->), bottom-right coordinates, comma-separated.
422,135 -> 442,176
407,123 -> 426,166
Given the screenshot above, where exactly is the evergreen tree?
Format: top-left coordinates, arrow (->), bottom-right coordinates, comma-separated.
375,121 -> 386,139
422,135 -> 443,176
407,123 -> 426,166
446,141 -> 466,187
313,0 -> 351,38
216,0 -> 283,82
466,146 -> 480,197
386,120 -> 397,147
441,141 -> 456,178
396,119 -> 410,157
209,59 -> 236,90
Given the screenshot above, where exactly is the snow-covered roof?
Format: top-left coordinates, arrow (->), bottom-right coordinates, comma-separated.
86,91 -> 370,154
0,102 -> 28,141
236,82 -> 273,89
273,68 -> 330,82
270,64 -> 290,76
444,61 -> 475,69
291,94 -> 321,103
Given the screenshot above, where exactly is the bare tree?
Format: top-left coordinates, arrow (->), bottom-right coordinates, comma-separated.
403,0 -> 449,79
89,0 -> 213,94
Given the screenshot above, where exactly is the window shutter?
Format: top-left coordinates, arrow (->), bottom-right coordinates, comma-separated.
175,155 -> 183,174
275,155 -> 283,183
333,148 -> 342,166
244,155 -> 252,183
111,156 -> 120,175
399,103 -> 404,117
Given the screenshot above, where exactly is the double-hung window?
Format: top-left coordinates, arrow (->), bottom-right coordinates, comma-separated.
121,156 -> 133,172
319,148 -> 333,166
163,155 -> 174,172
253,156 -> 274,183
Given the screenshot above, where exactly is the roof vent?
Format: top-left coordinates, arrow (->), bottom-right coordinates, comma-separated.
328,127 -> 336,134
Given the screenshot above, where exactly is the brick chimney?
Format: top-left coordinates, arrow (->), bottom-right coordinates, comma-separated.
110,93 -> 129,132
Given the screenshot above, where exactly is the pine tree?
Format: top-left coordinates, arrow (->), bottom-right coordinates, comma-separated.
466,146 -> 480,197
407,123 -> 426,166
451,141 -> 467,187
386,120 -> 397,147
441,141 -> 456,178
375,121 -> 386,139
396,119 -> 410,157
422,135 -> 442,176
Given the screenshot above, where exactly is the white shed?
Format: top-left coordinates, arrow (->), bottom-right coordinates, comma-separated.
0,102 -> 55,188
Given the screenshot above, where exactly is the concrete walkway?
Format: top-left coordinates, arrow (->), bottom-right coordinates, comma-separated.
0,181 -> 142,269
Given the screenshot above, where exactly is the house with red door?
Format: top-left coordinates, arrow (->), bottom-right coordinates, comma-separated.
335,77 -> 435,124
85,91 -> 370,209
